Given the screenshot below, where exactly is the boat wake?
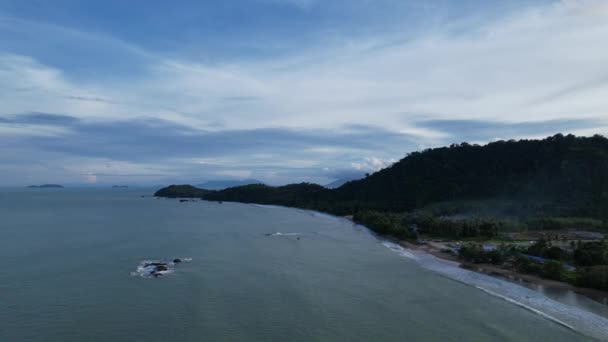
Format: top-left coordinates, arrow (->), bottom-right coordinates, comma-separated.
381,241 -> 608,341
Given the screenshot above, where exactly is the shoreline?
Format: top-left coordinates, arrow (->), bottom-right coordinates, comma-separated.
161,199 -> 608,339
341,215 -> 608,308
396,239 -> 608,307
341,215 -> 608,307
378,238 -> 608,340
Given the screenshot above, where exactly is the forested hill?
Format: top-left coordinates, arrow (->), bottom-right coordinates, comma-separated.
329,134 -> 608,216
155,134 -> 608,218
154,185 -> 214,198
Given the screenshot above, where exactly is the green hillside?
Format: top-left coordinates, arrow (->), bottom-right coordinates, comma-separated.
158,134 -> 608,220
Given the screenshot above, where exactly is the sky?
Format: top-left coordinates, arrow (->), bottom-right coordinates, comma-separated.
1,0 -> 607,186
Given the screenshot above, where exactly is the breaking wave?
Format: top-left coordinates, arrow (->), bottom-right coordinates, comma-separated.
381,241 -> 608,341
266,232 -> 302,236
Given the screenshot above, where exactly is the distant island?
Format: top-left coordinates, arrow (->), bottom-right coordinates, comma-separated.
27,184 -> 64,188
112,185 -> 129,188
155,134 -> 608,295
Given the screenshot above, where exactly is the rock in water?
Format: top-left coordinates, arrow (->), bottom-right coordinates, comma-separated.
133,258 -> 191,278
154,265 -> 168,272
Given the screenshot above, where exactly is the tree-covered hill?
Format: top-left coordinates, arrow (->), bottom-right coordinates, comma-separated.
155,134 -> 608,292
329,134 -> 608,217
154,185 -> 214,198
203,183 -> 327,206
155,134 -> 608,218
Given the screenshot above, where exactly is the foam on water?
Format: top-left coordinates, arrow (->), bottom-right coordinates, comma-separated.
381,242 -> 608,341
381,241 -> 419,261
264,232 -> 304,237
252,204 -> 282,209
131,258 -> 191,278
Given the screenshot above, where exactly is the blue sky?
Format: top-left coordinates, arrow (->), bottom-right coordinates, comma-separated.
1,0 -> 607,186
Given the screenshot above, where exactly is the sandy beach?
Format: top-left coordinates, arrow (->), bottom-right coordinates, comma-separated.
342,214 -> 608,308
374,238 -> 608,340
397,240 -> 608,307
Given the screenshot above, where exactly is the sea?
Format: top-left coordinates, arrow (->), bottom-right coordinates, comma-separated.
1,188 -> 607,341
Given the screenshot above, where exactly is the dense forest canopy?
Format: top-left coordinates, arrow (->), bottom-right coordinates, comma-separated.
155,134 -> 608,291
154,185 -> 213,198
156,134 -> 608,219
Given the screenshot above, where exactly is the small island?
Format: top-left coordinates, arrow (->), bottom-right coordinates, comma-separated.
112,185 -> 129,188
27,184 -> 64,188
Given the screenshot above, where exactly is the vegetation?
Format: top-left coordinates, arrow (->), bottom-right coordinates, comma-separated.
157,134 -> 608,219
513,256 -> 576,282
154,185 -> 213,198
457,239 -> 608,289
458,244 -> 509,265
523,239 -> 608,267
27,184 -> 64,188
409,215 -> 500,239
203,183 -> 327,207
526,217 -> 606,232
573,241 -> 608,266
353,211 -> 418,240
577,266 -> 608,291
154,134 -> 608,292
525,239 -> 568,261
328,134 -> 608,217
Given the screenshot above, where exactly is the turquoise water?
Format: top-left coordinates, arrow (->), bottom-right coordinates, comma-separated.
0,189 -> 598,341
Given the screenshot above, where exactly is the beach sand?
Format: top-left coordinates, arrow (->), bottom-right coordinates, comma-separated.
397,240 -> 608,306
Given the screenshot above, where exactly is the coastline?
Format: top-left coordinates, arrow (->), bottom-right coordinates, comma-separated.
342,214 -> 608,307
397,240 -> 608,307
164,199 -> 608,339
376,239 -> 608,341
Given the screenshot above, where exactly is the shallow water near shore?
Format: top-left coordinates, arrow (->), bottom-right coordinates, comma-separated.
380,241 -> 608,340
0,188 -> 605,341
501,272 -> 608,314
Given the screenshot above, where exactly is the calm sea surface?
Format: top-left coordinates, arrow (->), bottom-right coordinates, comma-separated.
0,189 -> 600,341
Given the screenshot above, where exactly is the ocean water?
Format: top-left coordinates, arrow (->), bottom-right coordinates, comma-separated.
0,188 -> 604,341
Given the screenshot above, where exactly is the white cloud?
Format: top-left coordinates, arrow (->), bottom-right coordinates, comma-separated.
1,0 -> 608,185
215,170 -> 253,179
0,123 -> 70,137
352,157 -> 396,172
259,0 -> 316,10
2,0 -> 608,135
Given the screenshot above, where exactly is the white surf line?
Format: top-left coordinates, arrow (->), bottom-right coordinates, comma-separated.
251,204 -> 282,209
472,285 -> 576,331
379,241 -> 608,341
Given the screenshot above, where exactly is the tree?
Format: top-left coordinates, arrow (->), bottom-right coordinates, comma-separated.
573,241 -> 608,266
541,261 -> 565,281
577,266 -> 608,290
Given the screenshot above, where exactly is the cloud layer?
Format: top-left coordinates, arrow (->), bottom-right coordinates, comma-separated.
0,0 -> 607,185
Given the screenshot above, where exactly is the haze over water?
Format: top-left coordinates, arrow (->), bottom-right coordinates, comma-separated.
0,189 -> 598,341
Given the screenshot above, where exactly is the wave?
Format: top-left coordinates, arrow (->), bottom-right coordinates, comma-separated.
472,285 -> 576,332
381,241 -> 419,261
252,204 -> 283,209
265,232 -> 303,237
381,242 -> 608,341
